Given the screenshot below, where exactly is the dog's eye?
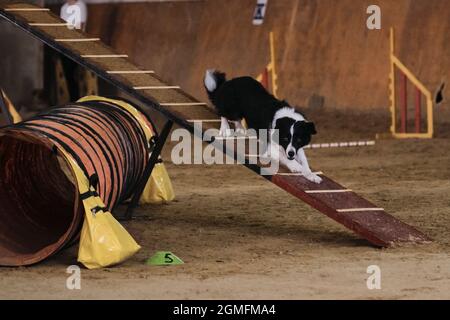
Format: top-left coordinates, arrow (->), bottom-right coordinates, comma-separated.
282,137 -> 290,142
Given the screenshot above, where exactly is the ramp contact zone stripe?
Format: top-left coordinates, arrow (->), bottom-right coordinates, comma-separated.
305,189 -> 352,194
276,171 -> 324,176
336,208 -> 385,213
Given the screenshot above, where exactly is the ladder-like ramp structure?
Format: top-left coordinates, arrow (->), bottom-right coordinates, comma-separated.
0,2 -> 431,247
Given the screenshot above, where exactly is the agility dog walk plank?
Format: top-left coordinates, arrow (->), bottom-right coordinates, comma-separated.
271,174 -> 430,246
0,2 -> 431,247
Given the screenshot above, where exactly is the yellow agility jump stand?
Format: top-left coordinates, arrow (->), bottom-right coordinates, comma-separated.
388,27 -> 434,139
256,31 -> 278,98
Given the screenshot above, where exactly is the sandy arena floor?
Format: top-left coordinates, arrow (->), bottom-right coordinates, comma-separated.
1,108 -> 450,299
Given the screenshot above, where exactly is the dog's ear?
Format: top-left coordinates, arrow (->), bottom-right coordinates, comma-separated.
306,122 -> 317,135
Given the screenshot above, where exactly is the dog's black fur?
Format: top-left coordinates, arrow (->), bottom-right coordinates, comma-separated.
205,72 -> 284,131
204,70 -> 316,154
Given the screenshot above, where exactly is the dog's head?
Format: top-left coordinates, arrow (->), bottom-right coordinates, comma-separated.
273,117 -> 317,160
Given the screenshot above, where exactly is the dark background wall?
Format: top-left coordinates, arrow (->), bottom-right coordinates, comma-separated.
86,0 -> 449,111
0,19 -> 43,108
0,0 -> 448,112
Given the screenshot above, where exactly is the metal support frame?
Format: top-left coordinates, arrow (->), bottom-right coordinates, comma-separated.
124,119 -> 174,220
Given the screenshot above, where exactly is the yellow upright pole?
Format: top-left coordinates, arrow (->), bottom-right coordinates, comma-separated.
426,89 -> 434,138
269,31 -> 278,98
389,27 -> 396,136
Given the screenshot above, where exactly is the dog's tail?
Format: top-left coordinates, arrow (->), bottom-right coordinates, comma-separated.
204,69 -> 226,98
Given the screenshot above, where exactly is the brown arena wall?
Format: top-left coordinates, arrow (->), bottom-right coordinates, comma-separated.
83,0 -> 449,111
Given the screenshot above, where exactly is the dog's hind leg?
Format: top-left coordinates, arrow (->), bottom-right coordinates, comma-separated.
233,120 -> 246,135
219,117 -> 232,137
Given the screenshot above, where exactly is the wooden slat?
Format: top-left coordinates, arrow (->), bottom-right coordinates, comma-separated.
133,86 -> 180,90
55,38 -> 101,42
107,70 -> 154,74
187,119 -> 221,123
159,102 -> 207,106
5,8 -> 50,12
81,54 -> 128,58
29,22 -> 68,26
214,136 -> 257,140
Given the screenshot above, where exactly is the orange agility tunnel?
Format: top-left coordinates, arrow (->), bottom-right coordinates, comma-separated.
0,96 -> 169,267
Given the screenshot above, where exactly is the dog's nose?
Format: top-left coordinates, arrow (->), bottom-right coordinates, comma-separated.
288,151 -> 295,158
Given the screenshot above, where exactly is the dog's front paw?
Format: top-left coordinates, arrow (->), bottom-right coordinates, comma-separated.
305,173 -> 322,184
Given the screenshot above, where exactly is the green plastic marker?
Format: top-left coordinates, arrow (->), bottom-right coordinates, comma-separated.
146,251 -> 184,265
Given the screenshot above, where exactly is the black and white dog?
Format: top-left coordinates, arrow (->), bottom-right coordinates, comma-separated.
204,69 -> 322,183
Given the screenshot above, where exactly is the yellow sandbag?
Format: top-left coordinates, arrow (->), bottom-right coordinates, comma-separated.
1,90 -> 22,123
140,162 -> 175,204
78,95 -> 175,204
60,149 -> 141,269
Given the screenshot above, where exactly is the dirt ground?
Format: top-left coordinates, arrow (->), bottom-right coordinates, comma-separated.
1,107 -> 450,300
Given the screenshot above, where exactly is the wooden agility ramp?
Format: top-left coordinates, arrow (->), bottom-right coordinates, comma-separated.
0,2 -> 431,247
